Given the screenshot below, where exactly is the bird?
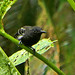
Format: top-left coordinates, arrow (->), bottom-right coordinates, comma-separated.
14,26 -> 46,47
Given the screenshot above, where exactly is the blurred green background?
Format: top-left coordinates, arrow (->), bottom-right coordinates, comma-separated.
0,0 -> 75,75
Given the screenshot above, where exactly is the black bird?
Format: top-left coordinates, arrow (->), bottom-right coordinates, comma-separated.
14,26 -> 46,47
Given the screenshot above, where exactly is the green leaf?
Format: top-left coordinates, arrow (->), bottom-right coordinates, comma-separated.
9,38 -> 57,66
0,47 -> 21,75
67,0 -> 75,11
0,0 -> 17,20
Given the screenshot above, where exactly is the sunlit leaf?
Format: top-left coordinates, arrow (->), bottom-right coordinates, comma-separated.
0,47 -> 21,75
0,0 -> 17,19
9,38 -> 57,66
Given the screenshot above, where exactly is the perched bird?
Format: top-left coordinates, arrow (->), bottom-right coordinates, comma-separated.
14,26 -> 46,47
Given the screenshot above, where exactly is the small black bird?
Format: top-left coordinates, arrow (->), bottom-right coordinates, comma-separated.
14,26 -> 46,47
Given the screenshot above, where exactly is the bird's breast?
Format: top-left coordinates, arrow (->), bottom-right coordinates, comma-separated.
21,33 -> 41,46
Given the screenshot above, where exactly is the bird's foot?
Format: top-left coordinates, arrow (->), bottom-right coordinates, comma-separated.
19,40 -> 22,45
18,41 -> 22,47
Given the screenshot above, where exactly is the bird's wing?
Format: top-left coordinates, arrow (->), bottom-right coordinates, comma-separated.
14,26 -> 33,39
14,27 -> 26,39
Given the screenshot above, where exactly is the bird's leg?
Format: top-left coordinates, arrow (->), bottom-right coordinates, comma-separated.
19,40 -> 22,45
17,40 -> 22,47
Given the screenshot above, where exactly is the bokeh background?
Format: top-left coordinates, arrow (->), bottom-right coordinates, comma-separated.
0,0 -> 75,75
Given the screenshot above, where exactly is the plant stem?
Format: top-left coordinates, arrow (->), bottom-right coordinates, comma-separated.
0,30 -> 65,75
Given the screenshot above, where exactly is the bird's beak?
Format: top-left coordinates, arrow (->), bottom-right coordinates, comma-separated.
41,30 -> 46,33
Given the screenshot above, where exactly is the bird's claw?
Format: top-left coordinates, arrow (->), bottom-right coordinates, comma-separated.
19,40 -> 22,45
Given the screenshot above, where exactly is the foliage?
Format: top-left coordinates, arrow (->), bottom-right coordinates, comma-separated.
0,0 -> 66,75
0,0 -> 75,75
67,0 -> 75,11
0,0 -> 17,20
0,47 -> 21,75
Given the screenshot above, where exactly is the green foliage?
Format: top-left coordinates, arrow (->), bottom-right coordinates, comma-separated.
0,0 -> 65,74
0,0 -> 21,75
1,0 -> 75,75
0,0 -> 17,20
0,47 -> 21,75
67,0 -> 75,11
9,38 -> 57,66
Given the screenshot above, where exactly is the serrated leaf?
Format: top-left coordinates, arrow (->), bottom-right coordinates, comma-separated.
9,38 -> 57,66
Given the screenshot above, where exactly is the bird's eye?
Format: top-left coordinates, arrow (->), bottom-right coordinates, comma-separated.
33,29 -> 40,33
